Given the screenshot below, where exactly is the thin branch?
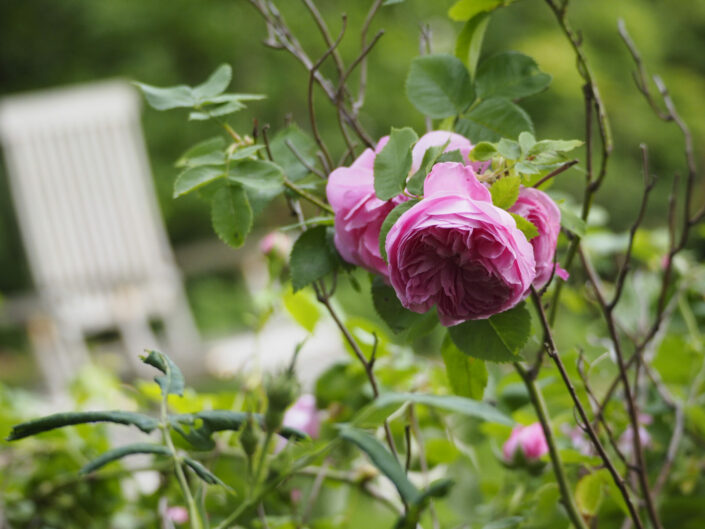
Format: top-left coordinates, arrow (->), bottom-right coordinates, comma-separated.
353,0 -> 384,115
532,159 -> 579,189
301,0 -> 345,76
285,139 -> 326,179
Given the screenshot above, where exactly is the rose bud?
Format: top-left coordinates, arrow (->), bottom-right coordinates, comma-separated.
503,422 -> 549,463
385,162 -> 536,325
166,506 -> 189,525
508,187 -> 567,288
275,394 -> 320,453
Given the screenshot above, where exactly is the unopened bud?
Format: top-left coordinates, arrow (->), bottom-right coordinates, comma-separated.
240,413 -> 259,457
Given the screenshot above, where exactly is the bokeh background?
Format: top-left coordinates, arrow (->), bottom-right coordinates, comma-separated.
1,0 -> 704,386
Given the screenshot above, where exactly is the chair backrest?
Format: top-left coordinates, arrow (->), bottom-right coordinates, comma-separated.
0,81 -> 176,309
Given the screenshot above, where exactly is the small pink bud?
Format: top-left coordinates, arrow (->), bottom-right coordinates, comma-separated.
290,488 -> 303,503
167,506 -> 189,525
275,394 -> 321,454
259,231 -> 291,257
503,422 -> 549,462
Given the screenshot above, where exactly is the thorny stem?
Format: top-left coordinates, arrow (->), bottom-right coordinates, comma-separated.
514,362 -> 589,529
530,289 -> 645,529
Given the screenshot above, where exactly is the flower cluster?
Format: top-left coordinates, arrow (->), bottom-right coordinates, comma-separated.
326,131 -> 564,325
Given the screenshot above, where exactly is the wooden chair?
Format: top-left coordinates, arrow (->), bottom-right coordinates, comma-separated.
0,80 -> 202,393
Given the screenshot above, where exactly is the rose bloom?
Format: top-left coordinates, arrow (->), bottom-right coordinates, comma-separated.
503,422 -> 549,462
509,187 -> 566,288
326,131 -> 476,277
385,162 -> 536,325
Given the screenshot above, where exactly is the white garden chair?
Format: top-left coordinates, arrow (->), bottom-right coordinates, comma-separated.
0,80 -> 202,393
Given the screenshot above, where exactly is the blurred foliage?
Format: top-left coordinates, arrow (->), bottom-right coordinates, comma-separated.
1,0 -> 704,294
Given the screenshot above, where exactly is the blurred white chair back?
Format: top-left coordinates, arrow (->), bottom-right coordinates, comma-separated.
0,81 -> 201,392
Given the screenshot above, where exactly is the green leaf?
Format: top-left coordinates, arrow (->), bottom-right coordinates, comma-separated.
174,166 -> 224,198
133,82 -> 195,110
436,149 -> 465,163
518,132 -> 536,154
339,426 -> 420,503
379,200 -> 418,261
528,139 -> 583,156
406,54 -> 474,119
407,143 -> 448,195
183,458 -> 230,489
470,141 -> 497,161
228,159 -> 284,192
193,64 -> 232,100
510,213 -> 539,240
283,287 -> 321,333
80,443 -> 170,475
482,517 -> 523,529
456,98 -> 533,142
476,52 -> 552,100
371,276 -> 426,333
490,175 -> 520,209
141,349 -> 185,396
229,145 -> 265,161
455,13 -> 491,80
496,138 -> 521,159
441,335 -> 488,399
448,0 -> 512,21
557,202 -> 586,237
374,127 -> 418,200
448,302 -> 531,362
269,124 -> 319,182
576,472 -> 604,516
290,225 -> 337,292
188,93 -> 264,120
6,411 -> 159,441
176,136 -> 227,168
383,0 -> 405,5
211,184 -> 253,248
595,469 -> 629,516
373,392 -> 513,425
395,479 -> 454,529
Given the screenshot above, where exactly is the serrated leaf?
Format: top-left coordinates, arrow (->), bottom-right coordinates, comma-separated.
436,149 -> 465,163
448,0 -> 511,21
290,225 -> 337,292
373,392 -> 513,425
176,137 -> 227,168
374,127 -> 418,200
456,98 -> 533,142
211,184 -> 253,248
448,302 -> 531,362
142,350 -> 185,396
406,54 -> 474,119
476,52 -> 552,100
469,141 -> 497,161
496,138 -> 521,159
371,276 -> 426,333
490,175 -> 520,209
6,411 -> 159,441
407,143 -> 448,195
518,132 -> 536,154
528,139 -> 583,156
441,335 -> 488,399
228,159 -> 284,192
80,443 -> 170,474
174,166 -> 224,198
576,472 -> 603,516
269,124 -> 319,182
339,426 -> 420,503
134,82 -> 195,110
455,13 -> 491,80
510,213 -> 539,240
193,64 -> 232,100
557,202 -> 586,237
229,145 -> 265,161
379,200 -> 418,261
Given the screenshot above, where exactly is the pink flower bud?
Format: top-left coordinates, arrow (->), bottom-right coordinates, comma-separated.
275,394 -> 321,453
259,231 -> 291,257
167,506 -> 189,525
503,422 -> 549,462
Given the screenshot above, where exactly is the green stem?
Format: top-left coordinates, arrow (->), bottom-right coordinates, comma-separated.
161,394 -> 203,529
253,431 -> 274,494
283,178 -> 334,214
514,362 -> 589,529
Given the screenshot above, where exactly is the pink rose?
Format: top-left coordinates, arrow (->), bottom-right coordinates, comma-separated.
326,132 -> 477,277
508,187 -> 566,288
503,422 -> 549,462
385,162 -> 536,326
259,231 -> 291,257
